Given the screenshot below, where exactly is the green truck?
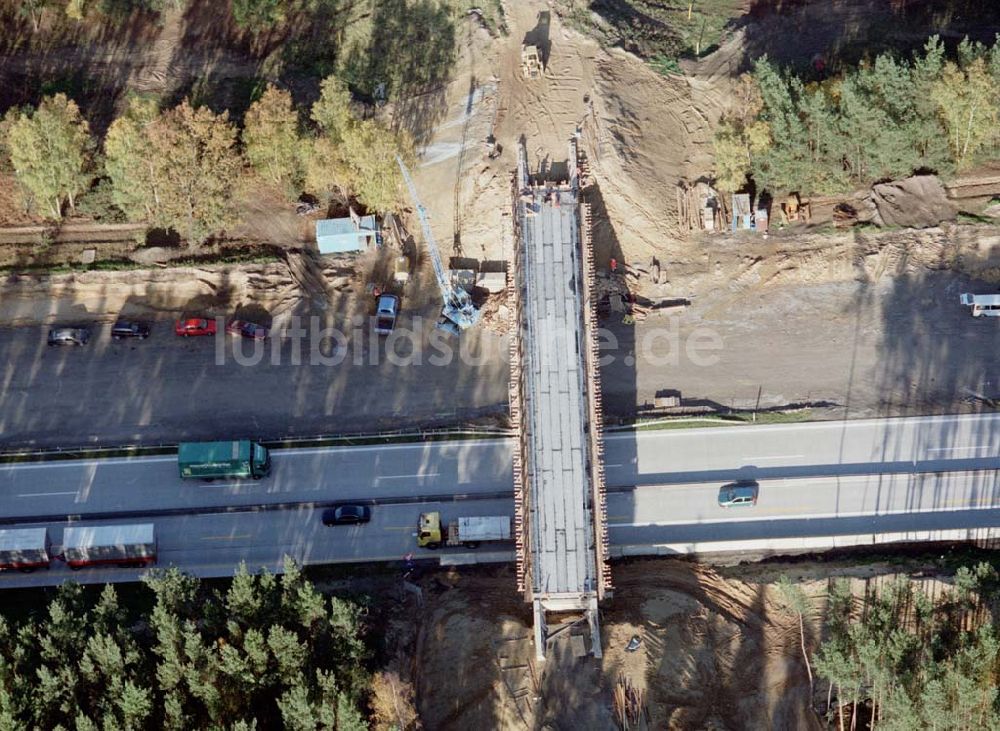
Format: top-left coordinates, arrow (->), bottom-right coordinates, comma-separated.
177,440 -> 271,481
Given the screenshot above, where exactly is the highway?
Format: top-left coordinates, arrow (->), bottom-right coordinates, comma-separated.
0,441 -> 514,521
3,413 -> 997,520
0,413 -> 997,588
610,413 -> 1000,483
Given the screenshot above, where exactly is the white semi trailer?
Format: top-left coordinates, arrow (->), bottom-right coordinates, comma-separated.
0,527 -> 51,571
62,524 -> 157,569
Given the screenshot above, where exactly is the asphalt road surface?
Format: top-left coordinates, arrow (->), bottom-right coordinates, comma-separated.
4,468 -> 1000,589
0,498 -> 515,589
0,414 -> 998,588
4,414 -> 996,520
609,412 -> 1000,484
0,322 -> 509,449
0,440 -> 514,520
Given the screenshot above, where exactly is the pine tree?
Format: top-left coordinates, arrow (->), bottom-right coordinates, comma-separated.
776,576 -> 815,706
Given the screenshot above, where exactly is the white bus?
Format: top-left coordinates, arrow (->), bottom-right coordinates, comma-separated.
959,293 -> 1000,317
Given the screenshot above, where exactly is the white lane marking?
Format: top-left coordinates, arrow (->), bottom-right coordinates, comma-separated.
271,440 -> 507,458
17,490 -> 78,497
378,472 -> 441,480
741,454 -> 804,462
0,455 -> 175,471
927,445 -> 993,453
609,500 -> 1000,527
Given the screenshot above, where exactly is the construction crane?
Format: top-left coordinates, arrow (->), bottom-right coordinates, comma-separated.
396,155 -> 479,334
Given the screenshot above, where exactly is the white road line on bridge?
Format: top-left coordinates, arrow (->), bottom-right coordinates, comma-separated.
608,500 -> 1000,527
16,491 -> 78,497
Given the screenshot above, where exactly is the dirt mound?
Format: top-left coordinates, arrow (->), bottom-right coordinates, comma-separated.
0,255 -> 357,328
868,175 -> 958,229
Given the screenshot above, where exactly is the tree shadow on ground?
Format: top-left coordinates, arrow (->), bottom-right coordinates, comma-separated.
340,0 -> 455,145
736,0 -> 1000,76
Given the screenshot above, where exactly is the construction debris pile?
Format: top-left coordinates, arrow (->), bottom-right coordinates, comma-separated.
613,674 -> 649,730
476,291 -> 512,335
595,259 -> 688,325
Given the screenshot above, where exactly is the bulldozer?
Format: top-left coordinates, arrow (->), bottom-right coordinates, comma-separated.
521,44 -> 543,79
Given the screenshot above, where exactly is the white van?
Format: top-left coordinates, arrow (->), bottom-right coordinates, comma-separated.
959,293 -> 1000,317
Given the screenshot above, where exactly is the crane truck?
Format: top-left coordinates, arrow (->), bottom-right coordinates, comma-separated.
417,512 -> 511,549
396,156 -> 479,334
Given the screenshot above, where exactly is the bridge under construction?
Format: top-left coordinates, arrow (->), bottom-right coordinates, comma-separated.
509,139 -> 611,660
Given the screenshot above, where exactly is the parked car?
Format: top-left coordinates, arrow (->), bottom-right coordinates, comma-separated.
373,294 -> 400,335
47,327 -> 91,347
225,319 -> 269,340
322,505 -> 371,526
174,318 -> 217,337
718,481 -> 759,508
111,320 -> 151,340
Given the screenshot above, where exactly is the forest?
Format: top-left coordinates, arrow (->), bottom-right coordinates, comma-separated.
714,36 -> 1000,196
0,560 -> 415,729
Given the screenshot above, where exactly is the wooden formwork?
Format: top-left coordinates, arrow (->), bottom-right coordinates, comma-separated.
509,172 -> 531,597
579,200 -> 612,598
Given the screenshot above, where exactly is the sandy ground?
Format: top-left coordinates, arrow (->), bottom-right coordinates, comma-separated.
602,223 -> 1000,419
407,3 -> 1000,420
381,557 -> 968,730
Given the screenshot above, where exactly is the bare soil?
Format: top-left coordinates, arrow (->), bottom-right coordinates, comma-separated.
383,558 -> 966,730
407,0 -> 1000,420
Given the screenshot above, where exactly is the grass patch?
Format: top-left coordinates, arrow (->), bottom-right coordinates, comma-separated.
649,53 -> 682,75
0,247 -> 285,275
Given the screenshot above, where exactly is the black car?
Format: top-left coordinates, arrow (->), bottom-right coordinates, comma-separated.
322,505 -> 371,526
111,320 -> 151,340
47,327 -> 91,346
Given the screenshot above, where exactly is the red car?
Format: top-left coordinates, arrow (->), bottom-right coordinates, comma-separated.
225,319 -> 269,340
174,318 -> 217,337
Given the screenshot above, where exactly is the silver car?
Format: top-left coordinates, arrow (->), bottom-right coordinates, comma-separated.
47,327 -> 91,346
373,294 -> 400,335
718,481 -> 759,507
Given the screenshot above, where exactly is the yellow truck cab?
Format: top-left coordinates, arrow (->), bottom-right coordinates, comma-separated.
417,512 -> 443,548
417,511 -> 511,549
